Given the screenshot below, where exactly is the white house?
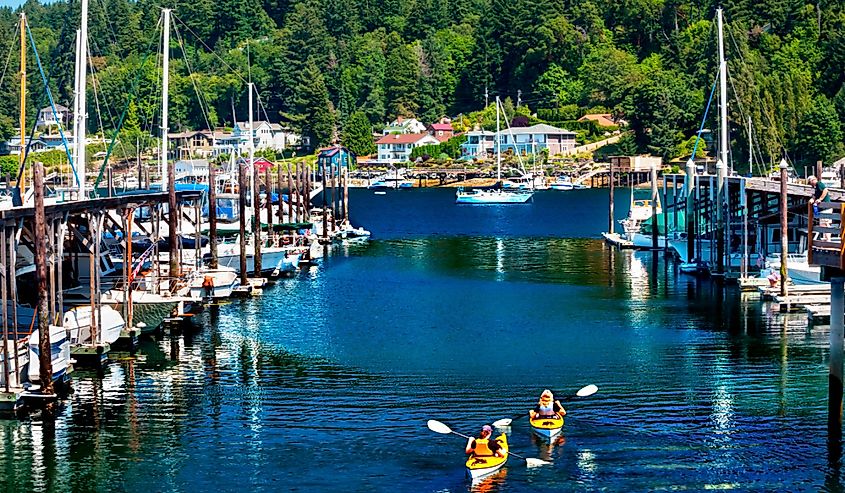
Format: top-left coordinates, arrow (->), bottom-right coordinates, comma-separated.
232,121 -> 302,153
35,104 -> 72,130
376,133 -> 441,164
495,124 -> 577,156
174,159 -> 210,182
382,117 -> 427,135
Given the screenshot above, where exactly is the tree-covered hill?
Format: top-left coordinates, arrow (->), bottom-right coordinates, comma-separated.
1,0 -> 843,172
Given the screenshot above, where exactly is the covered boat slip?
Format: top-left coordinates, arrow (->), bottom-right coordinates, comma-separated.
606,169 -> 843,278
0,189 -> 202,400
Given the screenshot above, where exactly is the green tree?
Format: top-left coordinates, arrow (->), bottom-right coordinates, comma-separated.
796,96 -> 843,166
342,110 -> 376,156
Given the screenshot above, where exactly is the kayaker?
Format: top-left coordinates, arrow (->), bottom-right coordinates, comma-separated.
529,389 -> 566,420
465,425 -> 505,458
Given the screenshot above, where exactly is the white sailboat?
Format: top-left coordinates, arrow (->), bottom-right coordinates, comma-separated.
456,97 -> 533,204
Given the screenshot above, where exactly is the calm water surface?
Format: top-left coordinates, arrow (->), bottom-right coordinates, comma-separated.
1,188 -> 840,492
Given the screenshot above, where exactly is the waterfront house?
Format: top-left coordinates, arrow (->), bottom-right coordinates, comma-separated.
427,123 -> 454,142
611,155 -> 664,172
174,159 -> 210,182
376,133 -> 440,164
35,104 -> 71,130
232,121 -> 303,153
8,134 -> 79,154
8,137 -> 48,154
169,130 -> 217,159
577,113 -> 616,127
318,145 -> 356,171
460,130 -> 495,159
382,117 -> 426,135
494,124 -> 578,156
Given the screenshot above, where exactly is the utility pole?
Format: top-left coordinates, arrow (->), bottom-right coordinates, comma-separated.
517,90 -> 522,108
485,86 -> 489,108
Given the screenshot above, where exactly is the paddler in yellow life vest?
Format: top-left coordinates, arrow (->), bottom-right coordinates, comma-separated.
465,425 -> 505,457
529,389 -> 566,420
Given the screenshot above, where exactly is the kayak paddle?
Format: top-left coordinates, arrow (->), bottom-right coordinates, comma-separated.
492,384 -> 598,428
426,419 -> 550,467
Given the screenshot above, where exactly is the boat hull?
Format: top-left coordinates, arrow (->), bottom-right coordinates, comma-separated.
465,434 -> 509,480
456,191 -> 533,204
530,415 -> 564,439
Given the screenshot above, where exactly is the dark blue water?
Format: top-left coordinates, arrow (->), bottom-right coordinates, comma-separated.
1,188 -> 840,492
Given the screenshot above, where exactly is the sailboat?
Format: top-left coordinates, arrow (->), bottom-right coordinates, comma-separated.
456,97 -> 533,204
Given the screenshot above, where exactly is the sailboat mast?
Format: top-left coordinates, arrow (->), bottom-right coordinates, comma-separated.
19,13 -> 25,196
717,8 -> 728,171
495,96 -> 500,182
76,0 -> 89,199
160,8 -> 171,190
73,29 -> 80,192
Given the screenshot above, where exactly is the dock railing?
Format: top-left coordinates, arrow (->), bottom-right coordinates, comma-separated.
808,201 -> 845,268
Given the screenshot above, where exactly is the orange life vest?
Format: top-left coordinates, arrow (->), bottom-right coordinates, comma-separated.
473,438 -> 494,456
202,276 -> 214,289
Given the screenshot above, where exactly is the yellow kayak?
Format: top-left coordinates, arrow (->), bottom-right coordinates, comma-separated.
465,434 -> 509,480
530,414 -> 564,439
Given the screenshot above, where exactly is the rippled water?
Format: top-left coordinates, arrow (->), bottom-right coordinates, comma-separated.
1,188 -> 842,492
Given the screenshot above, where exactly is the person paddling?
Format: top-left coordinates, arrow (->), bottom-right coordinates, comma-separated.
465,425 -> 506,458
529,389 -> 566,420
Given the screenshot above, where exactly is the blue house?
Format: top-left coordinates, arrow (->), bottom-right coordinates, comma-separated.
318,146 -> 356,172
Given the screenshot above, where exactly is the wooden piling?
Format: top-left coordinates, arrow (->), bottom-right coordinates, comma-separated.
33,162 -> 54,395
238,161 -> 247,285
293,162 -> 300,223
265,167 -> 273,233
168,153 -> 179,279
780,162 -> 788,297
651,164 -> 658,249
286,164 -> 295,224
209,164 -> 218,269
661,171 -> 668,250
1,227 -> 10,393
608,161 -> 615,234
321,162 -> 328,240
343,168 -> 349,223
830,277 -> 844,436
741,179 -> 748,278
252,163 -> 262,277
277,164 -> 284,224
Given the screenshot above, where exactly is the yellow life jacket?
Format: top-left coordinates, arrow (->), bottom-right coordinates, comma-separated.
473,438 -> 493,456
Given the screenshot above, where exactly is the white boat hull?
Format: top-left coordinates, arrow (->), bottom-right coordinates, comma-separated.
27,325 -> 71,383
531,425 -> 562,439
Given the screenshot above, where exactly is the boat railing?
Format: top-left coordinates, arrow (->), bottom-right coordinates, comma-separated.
808,201 -> 845,268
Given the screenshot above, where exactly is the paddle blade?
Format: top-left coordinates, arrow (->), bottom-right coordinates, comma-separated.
576,384 -> 598,398
427,419 -> 453,435
524,458 -> 551,467
492,418 -> 512,428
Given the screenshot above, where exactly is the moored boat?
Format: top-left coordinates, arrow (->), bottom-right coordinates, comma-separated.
465,433 -> 509,480
529,414 -> 564,439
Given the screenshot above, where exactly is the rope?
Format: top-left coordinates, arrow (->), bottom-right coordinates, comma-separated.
691,74 -> 718,161
173,22 -> 213,133
172,14 -> 248,84
24,19 -> 78,185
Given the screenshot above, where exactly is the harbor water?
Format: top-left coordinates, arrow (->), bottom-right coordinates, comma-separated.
1,188 -> 840,491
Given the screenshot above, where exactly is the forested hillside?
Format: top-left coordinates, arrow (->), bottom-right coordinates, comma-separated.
0,0 -> 843,172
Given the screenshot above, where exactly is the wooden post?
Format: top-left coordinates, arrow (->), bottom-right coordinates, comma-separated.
662,170 -> 668,250
651,165 -> 658,249
817,160 -> 824,181
252,163 -> 262,276
168,154 -> 179,279
830,277 -> 844,440
293,162 -> 300,224
265,167 -> 273,232
209,164 -> 218,269
286,164 -> 295,224
1,226 -> 9,392
780,161 -> 788,297
608,161 -> 615,234
277,164 -> 284,224
741,179 -> 748,278
841,159 -> 845,190
107,166 -> 114,198
33,162 -> 54,394
321,162 -> 328,240
238,161 -> 247,285
125,209 -> 133,327
305,163 -> 312,220
343,168 -> 349,223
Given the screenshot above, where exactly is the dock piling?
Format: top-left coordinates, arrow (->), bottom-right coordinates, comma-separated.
829,277 -> 844,437
209,164 -> 218,269
33,162 -> 54,396
238,161 -> 247,286
608,161 -> 615,234
651,164 -> 658,250
780,160 -> 788,297
252,163 -> 262,277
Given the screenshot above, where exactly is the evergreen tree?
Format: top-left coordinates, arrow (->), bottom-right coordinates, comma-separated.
291,61 -> 336,147
342,110 -> 376,156
796,96 -> 843,166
